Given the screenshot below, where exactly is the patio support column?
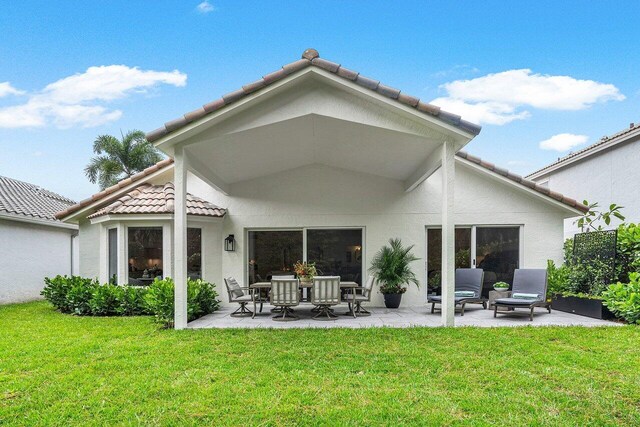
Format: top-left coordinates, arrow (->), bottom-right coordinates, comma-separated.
174,146 -> 188,330
441,140 -> 456,327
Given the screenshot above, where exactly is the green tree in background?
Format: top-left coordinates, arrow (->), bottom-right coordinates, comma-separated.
85,130 -> 163,189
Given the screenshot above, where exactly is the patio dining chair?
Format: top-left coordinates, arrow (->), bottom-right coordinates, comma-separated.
224,277 -> 256,318
342,275 -> 375,317
428,268 -> 486,316
493,268 -> 551,321
311,276 -> 341,321
271,278 -> 301,321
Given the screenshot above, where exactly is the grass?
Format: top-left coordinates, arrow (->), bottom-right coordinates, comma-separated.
1,302 -> 639,426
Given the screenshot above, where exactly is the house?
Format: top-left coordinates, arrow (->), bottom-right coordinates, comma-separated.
56,49 -> 587,328
0,176 -> 78,303
528,122 -> 640,239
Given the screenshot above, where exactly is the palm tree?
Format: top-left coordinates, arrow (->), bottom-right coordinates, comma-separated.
85,130 -> 163,189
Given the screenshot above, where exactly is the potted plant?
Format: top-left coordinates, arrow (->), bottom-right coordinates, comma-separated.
493,281 -> 510,292
293,261 -> 317,285
369,238 -> 420,308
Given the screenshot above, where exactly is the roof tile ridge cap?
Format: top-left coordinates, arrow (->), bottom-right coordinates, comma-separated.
164,182 -> 175,212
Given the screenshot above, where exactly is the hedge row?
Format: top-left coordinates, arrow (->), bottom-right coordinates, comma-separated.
42,276 -> 220,327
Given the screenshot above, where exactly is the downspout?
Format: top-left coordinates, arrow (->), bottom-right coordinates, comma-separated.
70,231 -> 78,275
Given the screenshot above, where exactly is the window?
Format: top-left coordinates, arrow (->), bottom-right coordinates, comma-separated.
128,227 -> 163,284
108,228 -> 118,284
187,228 -> 202,280
307,229 -> 363,284
247,230 -> 303,284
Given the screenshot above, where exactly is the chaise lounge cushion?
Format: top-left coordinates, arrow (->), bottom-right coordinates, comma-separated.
429,295 -> 474,303
494,297 -> 541,306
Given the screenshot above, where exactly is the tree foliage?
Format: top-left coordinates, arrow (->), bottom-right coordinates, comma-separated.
84,130 -> 163,189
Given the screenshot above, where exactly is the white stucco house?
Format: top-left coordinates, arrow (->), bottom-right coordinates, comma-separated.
57,49 -> 587,328
528,122 -> 640,239
0,176 -> 78,303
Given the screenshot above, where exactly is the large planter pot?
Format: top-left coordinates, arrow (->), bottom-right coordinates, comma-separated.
383,293 -> 403,308
551,294 -> 616,320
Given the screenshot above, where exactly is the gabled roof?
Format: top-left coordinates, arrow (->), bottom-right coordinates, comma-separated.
87,182 -> 225,219
55,158 -> 174,220
0,175 -> 75,223
527,122 -> 640,179
456,151 -> 589,213
145,48 -> 482,143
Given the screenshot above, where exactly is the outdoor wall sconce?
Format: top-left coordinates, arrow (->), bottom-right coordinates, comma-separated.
224,234 -> 236,252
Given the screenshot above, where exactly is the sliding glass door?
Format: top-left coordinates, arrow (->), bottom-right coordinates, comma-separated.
246,228 -> 364,285
475,227 -> 520,296
426,226 -> 520,297
307,229 -> 363,284
247,230 -> 303,284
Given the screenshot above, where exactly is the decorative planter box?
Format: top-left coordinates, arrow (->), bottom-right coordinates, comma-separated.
551,294 -> 616,320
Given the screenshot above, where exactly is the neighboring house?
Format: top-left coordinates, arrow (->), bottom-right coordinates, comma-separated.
57,49 -> 587,327
0,176 -> 78,303
528,122 -> 640,239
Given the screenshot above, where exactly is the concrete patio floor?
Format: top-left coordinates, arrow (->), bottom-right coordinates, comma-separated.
188,303 -> 620,328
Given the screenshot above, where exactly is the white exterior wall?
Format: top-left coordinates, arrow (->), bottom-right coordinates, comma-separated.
188,162 -> 571,307
0,219 -> 75,304
533,138 -> 640,239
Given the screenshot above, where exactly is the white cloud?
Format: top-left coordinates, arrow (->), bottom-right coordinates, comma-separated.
0,82 -> 24,97
430,97 -> 530,126
196,1 -> 215,13
539,133 -> 589,152
431,69 -> 624,125
0,65 -> 187,129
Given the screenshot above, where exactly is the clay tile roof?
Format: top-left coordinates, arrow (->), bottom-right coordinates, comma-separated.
55,158 -> 174,219
0,176 -> 75,222
145,48 -> 482,143
456,151 -> 588,213
87,182 -> 225,219
527,122 -> 640,178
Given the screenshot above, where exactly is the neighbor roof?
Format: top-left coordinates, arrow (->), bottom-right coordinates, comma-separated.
527,122 -> 640,179
456,151 -> 589,213
87,182 -> 225,219
55,158 -> 174,220
145,48 -> 482,143
0,175 -> 75,222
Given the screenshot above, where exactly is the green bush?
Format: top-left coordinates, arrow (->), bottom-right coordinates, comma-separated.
145,278 -> 175,327
42,276 -> 99,315
89,284 -> 122,316
602,273 -> 640,324
145,278 -> 220,328
546,260 -> 570,297
117,286 -> 150,316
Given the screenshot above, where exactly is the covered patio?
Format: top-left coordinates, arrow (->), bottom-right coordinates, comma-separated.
189,303 -> 619,328
149,50 -> 478,329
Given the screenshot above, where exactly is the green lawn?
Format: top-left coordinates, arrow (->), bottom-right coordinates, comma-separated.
1,302 -> 639,426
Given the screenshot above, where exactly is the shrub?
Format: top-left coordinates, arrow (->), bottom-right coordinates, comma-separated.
602,273 -> 640,324
145,278 -> 220,328
145,278 -> 175,327
89,284 -> 122,316
617,223 -> 640,281
42,276 -> 99,315
546,260 -> 570,297
117,286 -> 150,316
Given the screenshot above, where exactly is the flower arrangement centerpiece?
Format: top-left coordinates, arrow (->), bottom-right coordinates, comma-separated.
293,261 -> 317,285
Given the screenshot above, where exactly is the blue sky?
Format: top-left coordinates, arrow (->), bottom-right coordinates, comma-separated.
1,1 -> 639,200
